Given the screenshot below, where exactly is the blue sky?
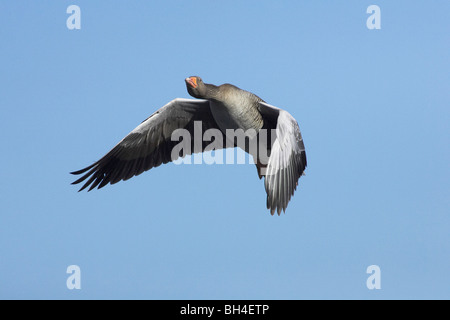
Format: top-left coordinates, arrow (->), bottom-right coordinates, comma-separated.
0,1 -> 449,299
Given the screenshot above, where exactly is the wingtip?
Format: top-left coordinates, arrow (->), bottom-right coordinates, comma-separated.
269,206 -> 276,216
70,169 -> 85,175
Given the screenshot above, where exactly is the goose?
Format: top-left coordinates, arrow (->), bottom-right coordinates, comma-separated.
71,76 -> 307,215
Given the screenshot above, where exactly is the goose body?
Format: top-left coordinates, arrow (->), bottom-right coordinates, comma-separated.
208,84 -> 264,133
71,76 -> 307,215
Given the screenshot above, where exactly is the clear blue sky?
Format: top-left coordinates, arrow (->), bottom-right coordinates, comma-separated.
0,1 -> 448,299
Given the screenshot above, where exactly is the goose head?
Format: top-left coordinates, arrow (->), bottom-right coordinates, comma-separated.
185,76 -> 209,99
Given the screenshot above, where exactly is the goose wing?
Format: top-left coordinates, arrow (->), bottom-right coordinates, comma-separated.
71,98 -> 224,191
258,101 -> 307,215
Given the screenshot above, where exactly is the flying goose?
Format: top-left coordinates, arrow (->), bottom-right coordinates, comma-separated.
71,76 -> 307,215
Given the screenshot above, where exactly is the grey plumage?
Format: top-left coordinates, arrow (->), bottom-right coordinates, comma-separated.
71,77 -> 307,215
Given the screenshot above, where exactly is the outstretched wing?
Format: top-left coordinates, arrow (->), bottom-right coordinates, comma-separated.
71,98 -> 224,191
258,101 -> 307,215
